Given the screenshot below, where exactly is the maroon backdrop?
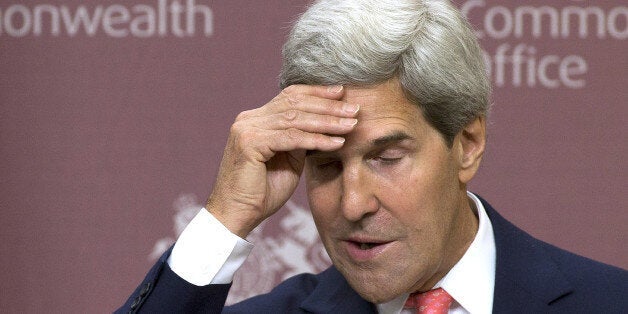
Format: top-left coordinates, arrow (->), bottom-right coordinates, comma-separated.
0,1 -> 625,312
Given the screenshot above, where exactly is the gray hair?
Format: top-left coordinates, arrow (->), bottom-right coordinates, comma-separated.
280,0 -> 490,146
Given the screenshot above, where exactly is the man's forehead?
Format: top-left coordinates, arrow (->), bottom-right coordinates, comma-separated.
341,81 -> 423,123
341,81 -> 403,103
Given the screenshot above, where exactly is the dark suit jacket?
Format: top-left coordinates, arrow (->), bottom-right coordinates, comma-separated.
117,197 -> 628,313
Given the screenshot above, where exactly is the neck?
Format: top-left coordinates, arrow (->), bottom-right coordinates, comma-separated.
417,192 -> 479,292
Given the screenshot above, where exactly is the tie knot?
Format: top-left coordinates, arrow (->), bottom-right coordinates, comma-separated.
404,288 -> 453,314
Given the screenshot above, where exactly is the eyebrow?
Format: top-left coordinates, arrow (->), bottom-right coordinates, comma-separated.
306,131 -> 413,157
371,131 -> 413,147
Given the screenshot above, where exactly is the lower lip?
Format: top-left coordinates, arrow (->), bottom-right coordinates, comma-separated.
343,241 -> 392,262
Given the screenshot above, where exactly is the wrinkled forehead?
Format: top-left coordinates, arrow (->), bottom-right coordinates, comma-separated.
340,80 -> 423,125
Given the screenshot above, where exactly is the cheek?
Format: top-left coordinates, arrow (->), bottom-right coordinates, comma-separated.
377,159 -> 455,224
378,163 -> 427,203
305,178 -> 340,230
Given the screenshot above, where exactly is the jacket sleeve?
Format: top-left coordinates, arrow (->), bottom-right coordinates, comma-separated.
115,248 -> 231,314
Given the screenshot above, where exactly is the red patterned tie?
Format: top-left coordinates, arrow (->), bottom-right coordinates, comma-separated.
404,288 -> 453,314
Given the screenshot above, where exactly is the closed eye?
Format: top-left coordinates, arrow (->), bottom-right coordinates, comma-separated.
368,147 -> 407,166
373,156 -> 402,165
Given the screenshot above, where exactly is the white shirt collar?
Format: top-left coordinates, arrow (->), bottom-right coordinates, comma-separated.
376,192 -> 496,314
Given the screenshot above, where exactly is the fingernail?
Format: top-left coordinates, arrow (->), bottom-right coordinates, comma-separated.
327,85 -> 343,93
342,103 -> 360,114
341,118 -> 358,126
331,137 -> 345,143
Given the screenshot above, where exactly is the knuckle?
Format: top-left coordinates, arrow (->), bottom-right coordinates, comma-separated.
327,100 -> 342,113
315,133 -> 329,144
325,115 -> 338,126
283,109 -> 298,122
285,128 -> 301,140
230,121 -> 242,134
230,121 -> 251,139
236,129 -> 256,146
281,85 -> 298,96
235,110 -> 252,122
281,85 -> 303,106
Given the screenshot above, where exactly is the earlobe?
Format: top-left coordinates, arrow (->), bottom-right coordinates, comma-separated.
457,116 -> 486,183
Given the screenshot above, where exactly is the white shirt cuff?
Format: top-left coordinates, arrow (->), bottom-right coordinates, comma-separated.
167,208 -> 253,286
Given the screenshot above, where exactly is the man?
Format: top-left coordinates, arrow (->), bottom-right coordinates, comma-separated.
118,0 -> 627,313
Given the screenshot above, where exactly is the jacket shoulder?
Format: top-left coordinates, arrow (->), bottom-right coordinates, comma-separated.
541,240 -> 628,299
481,196 -> 627,312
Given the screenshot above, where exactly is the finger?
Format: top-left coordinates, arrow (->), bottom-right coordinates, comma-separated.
280,93 -> 360,118
282,84 -> 346,100
251,128 -> 346,161
260,85 -> 360,118
257,110 -> 357,135
269,128 -> 345,153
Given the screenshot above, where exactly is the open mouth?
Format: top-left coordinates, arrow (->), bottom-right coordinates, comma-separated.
358,242 -> 380,250
344,240 -> 392,261
349,240 -> 387,250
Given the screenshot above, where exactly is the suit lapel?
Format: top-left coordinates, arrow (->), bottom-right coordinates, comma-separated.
481,198 -> 574,312
300,266 -> 377,313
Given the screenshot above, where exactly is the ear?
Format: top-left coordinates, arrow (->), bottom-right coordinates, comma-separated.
455,116 -> 486,184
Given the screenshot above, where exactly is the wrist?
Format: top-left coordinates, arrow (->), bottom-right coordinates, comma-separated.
205,200 -> 262,238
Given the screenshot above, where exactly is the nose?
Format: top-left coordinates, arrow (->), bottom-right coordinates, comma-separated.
340,164 -> 379,222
